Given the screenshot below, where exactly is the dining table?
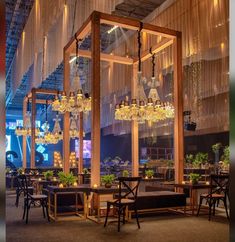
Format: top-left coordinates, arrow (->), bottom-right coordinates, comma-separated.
174,182 -> 211,215
47,184 -> 91,221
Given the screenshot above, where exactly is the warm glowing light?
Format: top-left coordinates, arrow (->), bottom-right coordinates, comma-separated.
214,0 -> 218,7
182,181 -> 186,184
73,182 -> 78,187
38,178 -> 42,181
69,56 -> 77,63
220,42 -> 225,50
107,25 -> 118,34
59,183 -> 64,188
206,181 -> 210,185
93,184 -> 98,188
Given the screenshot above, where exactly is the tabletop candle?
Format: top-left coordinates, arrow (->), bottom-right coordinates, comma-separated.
206,181 -> 210,185
73,182 -> 78,187
59,183 -> 63,188
93,184 -> 98,188
182,181 -> 186,184
38,178 -> 42,181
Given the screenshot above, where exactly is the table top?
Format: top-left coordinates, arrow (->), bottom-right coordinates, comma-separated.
174,182 -> 211,189
47,184 -> 91,193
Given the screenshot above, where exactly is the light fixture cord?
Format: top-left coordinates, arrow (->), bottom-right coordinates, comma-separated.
45,100 -> 48,122
26,95 -> 29,112
150,47 -> 155,78
138,22 -> 143,72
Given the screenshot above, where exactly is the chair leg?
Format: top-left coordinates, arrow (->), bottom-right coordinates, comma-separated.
104,203 -> 110,228
42,200 -> 45,218
15,190 -> 19,207
123,206 -> 125,224
22,199 -> 26,220
208,199 -> 212,221
118,208 -> 121,232
223,198 -> 229,220
26,201 -> 30,224
45,200 -> 50,222
134,203 -> 140,229
213,200 -> 216,216
197,197 -> 203,216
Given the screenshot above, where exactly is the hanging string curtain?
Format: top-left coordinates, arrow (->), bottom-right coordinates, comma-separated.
11,0 -> 124,96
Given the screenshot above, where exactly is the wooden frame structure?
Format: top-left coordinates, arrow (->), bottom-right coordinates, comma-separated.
22,88 -> 61,169
62,11 -> 183,185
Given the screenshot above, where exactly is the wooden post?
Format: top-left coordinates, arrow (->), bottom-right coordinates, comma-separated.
131,64 -> 139,177
63,50 -> 70,173
30,88 -> 36,168
22,97 -> 27,168
173,33 -> 184,183
79,112 -> 83,181
91,12 -> 101,186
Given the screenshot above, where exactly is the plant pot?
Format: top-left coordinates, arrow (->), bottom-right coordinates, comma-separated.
190,180 -> 198,185
105,183 -> 112,188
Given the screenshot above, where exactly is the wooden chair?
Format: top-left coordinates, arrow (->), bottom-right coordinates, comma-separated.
197,174 -> 229,220
15,175 -> 33,207
104,176 -> 142,232
17,175 -> 50,224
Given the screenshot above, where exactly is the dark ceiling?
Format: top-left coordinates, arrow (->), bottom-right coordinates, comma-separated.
6,0 -> 167,114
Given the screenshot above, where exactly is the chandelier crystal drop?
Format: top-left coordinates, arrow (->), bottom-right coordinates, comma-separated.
52,35 -> 91,115
69,115 -> 79,139
114,23 -> 174,123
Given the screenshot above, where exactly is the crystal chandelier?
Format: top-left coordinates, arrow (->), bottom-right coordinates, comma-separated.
52,35 -> 91,115
15,96 -> 40,136
115,22 -> 174,123
69,114 -> 85,139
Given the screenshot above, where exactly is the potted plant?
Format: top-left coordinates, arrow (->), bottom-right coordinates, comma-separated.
43,170 -> 54,181
192,152 -> 208,168
82,168 -> 90,174
212,143 -> 222,163
17,168 -> 24,175
221,146 -> 230,170
5,168 -> 11,174
189,173 -> 201,185
101,174 -> 115,188
58,172 -> 76,187
145,169 -> 154,179
122,170 -> 129,177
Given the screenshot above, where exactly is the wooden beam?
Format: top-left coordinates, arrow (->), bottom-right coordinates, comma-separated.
64,15 -> 91,53
63,51 -> 70,173
133,39 -> 173,64
28,99 -> 53,104
71,49 -> 133,65
34,88 -> 59,95
131,64 -> 139,177
91,11 -> 101,186
79,112 -> 83,183
22,97 -> 27,169
30,88 -> 36,168
99,11 -> 178,39
173,33 -> 184,184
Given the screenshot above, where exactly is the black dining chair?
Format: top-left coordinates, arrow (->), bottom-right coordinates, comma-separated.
15,175 -> 34,207
17,175 -> 50,224
104,176 -> 142,232
197,174 -> 229,220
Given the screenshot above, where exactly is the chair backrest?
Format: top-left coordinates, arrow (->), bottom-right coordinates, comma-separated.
16,175 -> 30,197
210,174 -> 229,197
117,176 -> 142,202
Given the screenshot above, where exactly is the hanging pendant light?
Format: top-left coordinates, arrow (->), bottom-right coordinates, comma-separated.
115,22 -> 174,123
15,96 -> 40,136
52,34 -> 91,115
69,114 -> 86,139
